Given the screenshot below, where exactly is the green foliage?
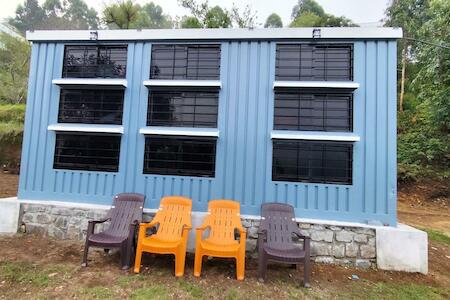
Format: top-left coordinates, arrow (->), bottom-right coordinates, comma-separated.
421,228 -> 450,246
78,287 -> 114,299
177,279 -> 204,298
180,16 -> 203,28
0,34 -> 30,104
8,0 -> 98,34
204,6 -> 231,28
290,0 -> 357,27
0,262 -> 72,287
366,282 -> 447,300
130,286 -> 169,300
264,13 -> 283,28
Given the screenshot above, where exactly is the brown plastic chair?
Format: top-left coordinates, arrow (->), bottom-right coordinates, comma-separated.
257,203 -> 311,287
82,193 -> 145,270
194,200 -> 246,280
134,196 -> 192,277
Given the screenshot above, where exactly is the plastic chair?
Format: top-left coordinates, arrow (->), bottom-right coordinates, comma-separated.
134,196 -> 192,277
257,203 -> 311,287
82,193 -> 145,270
194,200 -> 246,280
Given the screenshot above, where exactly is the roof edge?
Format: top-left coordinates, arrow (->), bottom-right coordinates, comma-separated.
26,27 -> 403,42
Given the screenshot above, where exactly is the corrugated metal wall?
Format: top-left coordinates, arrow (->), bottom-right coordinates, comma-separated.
18,39 -> 397,225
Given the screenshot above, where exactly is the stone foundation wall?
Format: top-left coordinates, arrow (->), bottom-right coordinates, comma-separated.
20,203 -> 376,268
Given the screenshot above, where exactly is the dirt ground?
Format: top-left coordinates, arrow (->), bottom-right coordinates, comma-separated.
0,173 -> 19,198
0,173 -> 449,299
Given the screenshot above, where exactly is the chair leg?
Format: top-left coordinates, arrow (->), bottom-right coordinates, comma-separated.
193,249 -> 203,277
236,255 -> 245,281
174,249 -> 187,277
258,255 -> 267,282
82,242 -> 89,267
134,244 -> 143,273
120,242 -> 130,270
303,258 -> 311,288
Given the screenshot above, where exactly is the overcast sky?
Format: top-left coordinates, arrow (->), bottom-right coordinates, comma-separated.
0,0 -> 391,27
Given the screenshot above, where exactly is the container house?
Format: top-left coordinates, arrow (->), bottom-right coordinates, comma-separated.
20,27 -> 401,228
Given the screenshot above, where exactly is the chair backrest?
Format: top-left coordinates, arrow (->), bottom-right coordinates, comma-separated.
153,196 -> 192,241
106,193 -> 145,237
203,200 -> 242,245
260,203 -> 298,249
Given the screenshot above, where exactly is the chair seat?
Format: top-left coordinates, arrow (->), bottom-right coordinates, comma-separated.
141,236 -> 182,249
88,232 -> 127,245
201,238 -> 240,253
263,244 -> 306,260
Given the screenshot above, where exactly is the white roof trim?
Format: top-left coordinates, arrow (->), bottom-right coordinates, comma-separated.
26,27 -> 403,42
273,81 -> 360,89
144,80 -> 221,88
140,127 -> 219,137
52,78 -> 127,87
271,130 -> 360,142
48,123 -> 124,134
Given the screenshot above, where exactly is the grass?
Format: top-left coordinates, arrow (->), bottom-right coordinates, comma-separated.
78,287 -> 115,299
130,286 -> 169,300
367,282 -> 448,300
177,279 -> 204,299
0,261 -> 72,287
225,288 -> 238,300
422,228 -> 450,246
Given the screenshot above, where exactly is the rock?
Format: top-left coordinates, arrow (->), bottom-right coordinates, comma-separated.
336,230 -> 353,242
360,245 -> 376,259
355,259 -> 371,268
333,243 -> 345,258
311,230 -> 333,242
22,213 -> 35,223
50,207 -> 73,216
368,237 -> 376,246
36,213 -> 51,224
353,228 -> 375,236
311,241 -> 332,256
345,242 -> 358,257
329,226 -> 342,231
354,234 -> 368,243
299,223 -> 311,229
314,256 -> 334,264
54,217 -> 68,229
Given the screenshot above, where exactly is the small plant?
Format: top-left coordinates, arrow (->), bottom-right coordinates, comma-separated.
421,228 -> 450,246
178,278 -> 204,299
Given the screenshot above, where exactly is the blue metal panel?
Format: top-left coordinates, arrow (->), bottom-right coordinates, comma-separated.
18,39 -> 398,225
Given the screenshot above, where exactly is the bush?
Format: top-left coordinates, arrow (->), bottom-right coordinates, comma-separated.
0,104 -> 25,170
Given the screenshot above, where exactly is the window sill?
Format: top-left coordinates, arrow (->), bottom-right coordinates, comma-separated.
52,78 -> 127,88
273,81 -> 359,90
48,123 -> 124,134
271,130 -> 360,142
143,79 -> 221,88
139,126 -> 219,137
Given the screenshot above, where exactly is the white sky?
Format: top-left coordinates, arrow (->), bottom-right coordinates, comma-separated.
0,0 -> 391,27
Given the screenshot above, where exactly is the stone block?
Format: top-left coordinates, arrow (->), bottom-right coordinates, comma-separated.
50,207 -> 73,216
332,243 -> 345,258
54,217 -> 68,229
360,245 -> 376,259
329,226 -> 342,231
345,242 -> 358,257
299,223 -> 311,229
311,241 -> 332,256
314,256 -> 334,264
26,223 -> 47,235
36,213 -> 51,224
354,228 -> 375,236
22,213 -> 35,223
336,230 -> 353,242
354,234 -> 368,243
311,230 -> 333,242
355,259 -> 371,269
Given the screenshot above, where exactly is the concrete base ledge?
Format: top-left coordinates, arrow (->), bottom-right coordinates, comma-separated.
0,197 -> 21,234
376,224 -> 428,274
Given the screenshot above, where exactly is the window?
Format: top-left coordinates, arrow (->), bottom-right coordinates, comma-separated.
144,136 -> 216,177
275,44 -> 353,81
62,45 -> 127,78
272,140 -> 352,184
147,88 -> 219,128
58,89 -> 124,125
274,89 -> 353,132
54,133 -> 121,172
150,44 -> 220,80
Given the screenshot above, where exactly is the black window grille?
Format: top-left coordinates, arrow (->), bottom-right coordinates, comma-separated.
144,136 -> 216,177
274,89 -> 353,132
58,89 -> 124,125
62,45 -> 127,78
275,44 -> 353,81
272,140 -> 352,184
54,133 -> 121,172
150,44 -> 220,80
147,88 -> 219,128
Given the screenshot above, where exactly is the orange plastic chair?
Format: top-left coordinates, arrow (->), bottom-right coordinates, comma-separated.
134,196 -> 192,277
194,200 -> 247,280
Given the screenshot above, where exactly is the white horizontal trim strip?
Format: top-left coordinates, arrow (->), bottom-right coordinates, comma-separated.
52,78 -> 127,87
48,123 -> 124,134
144,80 -> 221,88
26,27 -> 403,41
273,81 -> 360,89
140,126 -> 219,137
271,130 -> 360,142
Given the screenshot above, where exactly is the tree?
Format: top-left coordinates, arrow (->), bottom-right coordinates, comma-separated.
264,13 -> 283,28
0,33 -> 30,104
141,3 -> 173,29
8,0 -> 99,34
290,0 -> 357,27
204,6 -> 231,28
180,16 -> 202,28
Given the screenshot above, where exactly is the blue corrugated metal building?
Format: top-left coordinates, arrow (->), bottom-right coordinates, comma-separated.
19,28 -> 401,226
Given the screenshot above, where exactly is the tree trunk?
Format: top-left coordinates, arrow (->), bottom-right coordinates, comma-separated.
399,44 -> 407,112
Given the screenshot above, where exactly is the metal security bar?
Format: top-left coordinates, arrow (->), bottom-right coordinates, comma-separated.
274,89 -> 353,132
150,44 -> 221,80
54,132 -> 121,172
275,44 -> 353,81
144,136 -> 216,177
58,89 -> 124,125
272,140 -> 352,184
147,88 -> 219,128
62,45 -> 127,78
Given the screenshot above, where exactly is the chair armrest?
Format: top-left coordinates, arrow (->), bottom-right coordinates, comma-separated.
87,218 -> 111,235
293,231 -> 310,240
195,225 -> 209,231
139,220 -> 159,229
89,218 -> 110,224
